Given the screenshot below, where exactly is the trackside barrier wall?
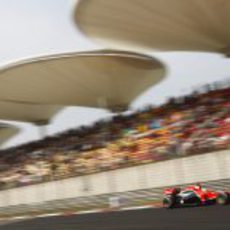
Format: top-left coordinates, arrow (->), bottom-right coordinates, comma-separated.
0,150 -> 229,207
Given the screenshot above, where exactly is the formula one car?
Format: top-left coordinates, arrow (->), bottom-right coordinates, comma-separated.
163,184 -> 230,209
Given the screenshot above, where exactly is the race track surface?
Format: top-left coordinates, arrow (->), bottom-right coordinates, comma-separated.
1,205 -> 230,230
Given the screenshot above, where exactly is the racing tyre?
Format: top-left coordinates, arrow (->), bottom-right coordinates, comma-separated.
216,192 -> 229,205
163,196 -> 175,209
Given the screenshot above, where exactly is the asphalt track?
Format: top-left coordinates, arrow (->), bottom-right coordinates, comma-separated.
1,205 -> 230,230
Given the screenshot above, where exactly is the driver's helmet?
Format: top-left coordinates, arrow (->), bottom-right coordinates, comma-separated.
194,183 -> 202,190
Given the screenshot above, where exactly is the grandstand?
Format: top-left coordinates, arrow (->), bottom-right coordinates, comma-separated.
0,82 -> 229,191
75,0 -> 230,55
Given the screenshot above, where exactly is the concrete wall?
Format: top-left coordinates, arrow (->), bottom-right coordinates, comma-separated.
0,150 -> 229,207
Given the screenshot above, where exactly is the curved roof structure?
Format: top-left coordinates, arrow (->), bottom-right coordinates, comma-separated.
0,123 -> 20,146
0,50 -> 165,112
75,0 -> 230,55
0,101 -> 61,125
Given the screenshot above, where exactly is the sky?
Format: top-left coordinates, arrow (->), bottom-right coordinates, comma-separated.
0,0 -> 230,148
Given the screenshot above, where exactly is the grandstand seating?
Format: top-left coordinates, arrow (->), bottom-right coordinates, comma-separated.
0,83 -> 229,190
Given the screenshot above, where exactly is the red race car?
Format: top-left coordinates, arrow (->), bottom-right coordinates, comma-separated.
163,184 -> 230,208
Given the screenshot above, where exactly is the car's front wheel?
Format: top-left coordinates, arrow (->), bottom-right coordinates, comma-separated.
216,192 -> 229,205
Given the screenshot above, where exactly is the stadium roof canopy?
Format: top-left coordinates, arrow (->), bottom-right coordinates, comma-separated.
75,0 -> 230,55
0,123 -> 19,146
0,101 -> 61,125
0,50 -> 165,112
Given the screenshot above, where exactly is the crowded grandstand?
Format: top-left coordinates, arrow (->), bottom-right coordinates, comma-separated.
0,81 -> 229,191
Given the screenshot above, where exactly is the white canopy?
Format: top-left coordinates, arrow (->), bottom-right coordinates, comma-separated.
0,123 -> 19,146
0,101 -> 61,125
75,0 -> 230,55
0,50 -> 165,112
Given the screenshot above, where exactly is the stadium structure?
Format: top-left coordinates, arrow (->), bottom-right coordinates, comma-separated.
0,101 -> 61,125
75,0 -> 230,55
0,50 -> 165,112
0,123 -> 19,147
